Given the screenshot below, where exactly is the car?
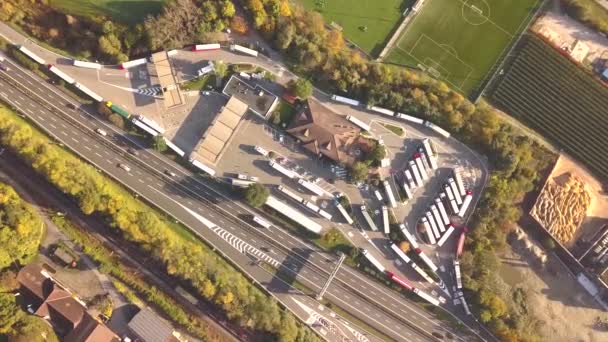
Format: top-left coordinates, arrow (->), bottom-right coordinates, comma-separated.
164,170 -> 176,177
118,163 -> 131,172
95,128 -> 107,136
127,147 -> 139,156
66,103 -> 76,110
202,91 -> 210,95
0,63 -> 9,72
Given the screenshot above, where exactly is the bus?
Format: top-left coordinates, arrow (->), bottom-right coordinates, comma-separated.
331,95 -> 360,107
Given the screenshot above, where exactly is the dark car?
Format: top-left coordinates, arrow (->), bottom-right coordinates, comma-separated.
127,147 -> 139,156
66,103 -> 76,110
0,63 -> 9,71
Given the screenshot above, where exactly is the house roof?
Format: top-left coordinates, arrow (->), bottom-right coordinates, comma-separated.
18,264 -> 117,341
127,308 -> 174,342
64,313 -> 119,342
35,288 -> 85,331
17,264 -> 53,301
286,99 -> 370,165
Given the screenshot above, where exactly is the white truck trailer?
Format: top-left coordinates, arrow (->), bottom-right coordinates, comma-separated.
360,205 -> 378,232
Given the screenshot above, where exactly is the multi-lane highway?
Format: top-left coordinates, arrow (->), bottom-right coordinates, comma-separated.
0,53 -> 487,341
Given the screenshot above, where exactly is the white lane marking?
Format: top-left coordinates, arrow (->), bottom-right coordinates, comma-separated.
94,152 -> 102,157
106,159 -> 113,164
61,131 -> 68,136
37,116 -> 45,121
84,146 -> 92,151
50,116 -> 57,122
138,179 -> 144,183
71,138 -> 79,143
14,100 -> 21,106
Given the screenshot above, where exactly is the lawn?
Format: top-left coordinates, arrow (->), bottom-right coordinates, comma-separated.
48,0 -> 165,23
385,0 -> 540,97
299,0 -> 412,56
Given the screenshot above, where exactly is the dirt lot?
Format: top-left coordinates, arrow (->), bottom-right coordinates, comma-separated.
500,240 -> 607,342
534,7 -> 608,64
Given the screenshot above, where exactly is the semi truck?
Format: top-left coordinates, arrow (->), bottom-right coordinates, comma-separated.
409,161 -> 424,187
331,95 -> 360,107
265,196 -> 322,234
404,169 -> 416,190
382,206 -> 390,235
362,249 -> 385,273
431,205 -> 445,233
346,115 -> 371,131
421,217 -> 436,244
414,154 -> 429,180
383,180 -> 397,208
458,190 -> 473,218
269,160 -> 298,179
454,260 -> 463,289
417,249 -> 439,273
455,228 -> 467,258
298,178 -> 324,196
437,225 -> 455,247
435,198 -> 450,225
368,105 -> 395,116
277,185 -> 304,203
453,167 -> 467,196
360,205 -> 379,232
426,211 -> 441,240
396,113 -> 425,124
449,178 -> 463,205
335,202 -> 354,225
399,224 -> 419,249
386,271 -> 414,291
422,138 -> 438,169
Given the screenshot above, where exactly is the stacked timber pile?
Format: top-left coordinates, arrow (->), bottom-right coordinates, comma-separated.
531,173 -> 590,244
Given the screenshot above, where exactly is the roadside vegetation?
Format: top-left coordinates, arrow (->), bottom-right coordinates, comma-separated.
561,0 -> 608,35
0,104 -> 319,341
0,182 -> 44,270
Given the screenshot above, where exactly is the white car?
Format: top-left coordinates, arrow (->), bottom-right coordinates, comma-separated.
118,163 -> 131,172
95,128 -> 107,136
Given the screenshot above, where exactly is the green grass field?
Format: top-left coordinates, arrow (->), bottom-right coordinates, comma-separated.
385,0 -> 539,96
48,0 -> 165,23
299,0 -> 412,56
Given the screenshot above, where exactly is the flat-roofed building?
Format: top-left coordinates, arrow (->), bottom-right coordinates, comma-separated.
222,75 -> 278,117
151,51 -> 184,109
192,96 -> 249,163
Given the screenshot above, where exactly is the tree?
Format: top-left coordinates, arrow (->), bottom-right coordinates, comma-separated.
366,143 -> 386,165
214,60 -> 228,79
349,162 -> 368,183
287,78 -> 313,99
399,241 -> 411,253
0,183 -> 44,270
542,237 -> 556,250
220,0 -> 236,18
0,293 -> 23,335
151,135 -> 167,152
243,184 -> 269,208
230,15 -> 248,34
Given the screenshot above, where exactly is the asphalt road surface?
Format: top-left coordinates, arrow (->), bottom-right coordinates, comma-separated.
0,55 -> 488,342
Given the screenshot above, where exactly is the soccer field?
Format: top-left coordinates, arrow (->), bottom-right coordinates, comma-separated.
299,0 -> 412,56
385,0 -> 539,97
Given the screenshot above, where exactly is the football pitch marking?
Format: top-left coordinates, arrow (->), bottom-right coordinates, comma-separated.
457,0 -> 513,37
405,33 -> 474,89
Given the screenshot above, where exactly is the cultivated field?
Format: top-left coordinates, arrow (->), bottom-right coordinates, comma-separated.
49,0 -> 164,23
299,0 -> 411,55
490,35 -> 608,182
385,0 -> 539,96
